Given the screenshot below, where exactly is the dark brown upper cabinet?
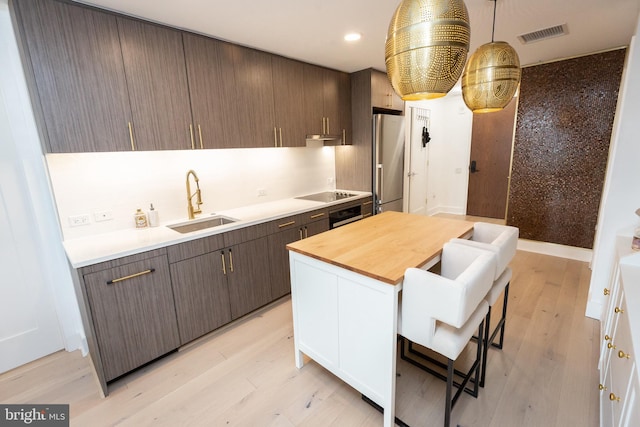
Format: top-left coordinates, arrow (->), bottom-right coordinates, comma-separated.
14,0 -> 352,152
272,56 -> 307,147
14,0 -> 133,153
232,45 -> 276,148
116,17 -> 193,151
303,64 -> 352,143
182,33 -> 242,149
371,69 -> 404,112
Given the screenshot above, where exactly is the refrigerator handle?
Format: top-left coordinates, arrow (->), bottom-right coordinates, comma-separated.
377,164 -> 384,205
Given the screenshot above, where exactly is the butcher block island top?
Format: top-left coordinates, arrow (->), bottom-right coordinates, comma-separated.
286,211 -> 474,285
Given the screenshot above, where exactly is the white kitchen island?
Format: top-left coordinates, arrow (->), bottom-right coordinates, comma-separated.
287,212 -> 474,426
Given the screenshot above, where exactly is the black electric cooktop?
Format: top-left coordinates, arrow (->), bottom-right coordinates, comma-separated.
295,191 -> 357,203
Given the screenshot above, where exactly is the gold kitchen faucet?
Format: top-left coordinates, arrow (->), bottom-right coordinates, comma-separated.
186,169 -> 203,219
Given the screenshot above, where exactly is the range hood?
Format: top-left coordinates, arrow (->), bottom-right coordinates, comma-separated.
305,133 -> 344,147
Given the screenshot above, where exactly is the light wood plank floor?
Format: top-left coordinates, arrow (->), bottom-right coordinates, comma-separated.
0,249 -> 599,427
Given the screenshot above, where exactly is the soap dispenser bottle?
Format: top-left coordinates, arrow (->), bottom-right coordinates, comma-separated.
148,203 -> 159,227
134,208 -> 148,229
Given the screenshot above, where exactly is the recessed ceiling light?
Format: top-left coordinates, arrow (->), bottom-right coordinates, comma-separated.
344,33 -> 362,42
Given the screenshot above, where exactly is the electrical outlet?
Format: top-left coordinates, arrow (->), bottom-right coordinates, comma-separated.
257,188 -> 267,197
94,211 -> 113,222
68,214 -> 91,227
327,177 -> 334,184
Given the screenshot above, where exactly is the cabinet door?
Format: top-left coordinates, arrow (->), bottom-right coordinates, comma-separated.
303,63 -> 325,135
183,34 -> 242,149
170,252 -> 232,344
272,56 -> 306,147
268,227 -> 301,299
335,71 -> 352,144
83,255 -> 180,381
232,46 -> 275,148
226,237 -> 273,319
15,0 -> 132,153
305,218 -> 330,238
117,17 -> 193,150
371,69 -> 403,111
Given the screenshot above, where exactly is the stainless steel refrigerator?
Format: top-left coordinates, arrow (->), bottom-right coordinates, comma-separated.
373,114 -> 405,214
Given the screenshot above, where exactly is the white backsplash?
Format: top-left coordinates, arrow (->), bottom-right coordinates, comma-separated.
47,146 -> 336,240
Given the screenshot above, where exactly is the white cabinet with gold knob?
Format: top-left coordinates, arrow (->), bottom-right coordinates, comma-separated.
599,236 -> 640,427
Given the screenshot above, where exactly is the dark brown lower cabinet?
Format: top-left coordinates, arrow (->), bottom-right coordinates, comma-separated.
268,217 -> 329,299
168,233 -> 272,345
225,237 -> 273,319
83,254 -> 180,382
169,252 -> 232,345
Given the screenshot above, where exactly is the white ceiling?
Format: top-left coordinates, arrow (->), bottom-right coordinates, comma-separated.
74,0 -> 640,73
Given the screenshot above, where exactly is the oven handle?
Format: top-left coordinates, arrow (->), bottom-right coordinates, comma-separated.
332,214 -> 363,228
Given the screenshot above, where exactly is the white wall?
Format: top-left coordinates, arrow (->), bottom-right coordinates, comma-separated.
47,147 -> 336,240
406,91 -> 474,216
587,10 -> 640,319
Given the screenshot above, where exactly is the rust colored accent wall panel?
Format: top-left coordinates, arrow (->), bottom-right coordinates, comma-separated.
507,49 -> 626,248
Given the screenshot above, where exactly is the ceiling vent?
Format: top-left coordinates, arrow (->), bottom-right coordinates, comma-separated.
517,24 -> 568,44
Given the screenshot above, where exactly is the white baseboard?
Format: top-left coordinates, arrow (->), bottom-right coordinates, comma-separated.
517,239 -> 593,263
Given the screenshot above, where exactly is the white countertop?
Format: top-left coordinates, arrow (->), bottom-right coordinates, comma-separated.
63,192 -> 371,268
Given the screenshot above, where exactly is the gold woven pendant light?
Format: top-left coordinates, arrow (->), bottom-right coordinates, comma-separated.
385,0 -> 471,101
461,0 -> 521,113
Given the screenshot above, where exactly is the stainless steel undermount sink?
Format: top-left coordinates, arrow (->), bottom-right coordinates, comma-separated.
167,215 -> 238,234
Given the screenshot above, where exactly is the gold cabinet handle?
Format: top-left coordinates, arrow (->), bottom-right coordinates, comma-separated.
221,251 -> 226,275
274,127 -> 278,147
304,226 -> 308,239
599,384 -> 607,391
299,228 -> 303,240
228,249 -> 234,273
615,307 -> 624,314
342,129 -> 346,145
618,350 -> 631,359
604,334 -> 612,341
106,268 -> 154,285
198,124 -> 203,149
279,127 -> 283,147
278,220 -> 296,228
604,288 -> 610,296
128,122 -> 136,151
362,201 -> 373,206
310,213 -> 325,219
326,117 -> 330,134
189,124 -> 195,149
609,392 -> 621,402
322,117 -> 326,134
608,342 -> 616,350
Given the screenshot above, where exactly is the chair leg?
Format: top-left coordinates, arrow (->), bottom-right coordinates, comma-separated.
480,307 -> 490,388
477,319 -> 486,392
445,358 -> 453,427
492,282 -> 510,350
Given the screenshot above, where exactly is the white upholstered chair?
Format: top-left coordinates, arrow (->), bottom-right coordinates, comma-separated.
450,222 -> 519,387
399,242 -> 496,427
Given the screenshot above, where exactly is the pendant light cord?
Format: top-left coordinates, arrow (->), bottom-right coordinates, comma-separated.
491,0 -> 497,42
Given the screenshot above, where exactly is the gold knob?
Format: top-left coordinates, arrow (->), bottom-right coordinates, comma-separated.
608,342 -> 616,349
618,350 -> 631,359
604,288 -> 610,296
615,307 -> 624,314
605,334 -> 611,341
609,392 -> 621,402
599,384 -> 607,391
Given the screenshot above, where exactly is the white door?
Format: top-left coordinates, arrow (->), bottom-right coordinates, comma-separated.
406,107 -> 431,215
0,192 -> 63,373
0,2 -> 64,373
